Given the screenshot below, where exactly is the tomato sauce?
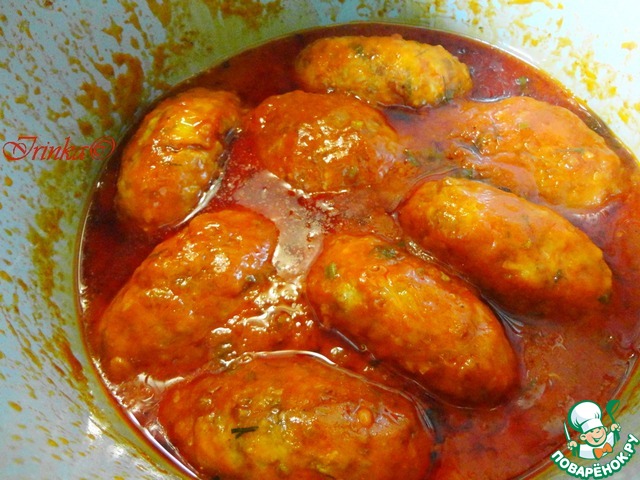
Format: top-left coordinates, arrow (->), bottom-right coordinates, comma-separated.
77,23 -> 640,479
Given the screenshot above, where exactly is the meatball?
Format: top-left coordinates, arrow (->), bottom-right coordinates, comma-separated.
295,34 -> 472,108
158,353 -> 435,480
305,233 -> 518,405
398,177 -> 613,318
604,187 -> 640,310
242,90 -> 402,194
97,208 -> 319,383
411,96 -> 627,209
116,88 -> 243,232
610,193 -> 640,278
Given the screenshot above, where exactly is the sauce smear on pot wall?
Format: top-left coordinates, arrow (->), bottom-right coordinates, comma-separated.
77,23 -> 640,479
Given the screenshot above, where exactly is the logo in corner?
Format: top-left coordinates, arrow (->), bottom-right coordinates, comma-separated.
550,399 -> 639,478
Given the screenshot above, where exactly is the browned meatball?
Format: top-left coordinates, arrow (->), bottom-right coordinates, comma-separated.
410,96 -> 627,210
242,90 -> 402,194
305,233 -> 518,405
158,353 -> 435,480
295,34 -> 472,108
116,88 -> 242,232
398,177 -> 613,318
97,208 -> 319,383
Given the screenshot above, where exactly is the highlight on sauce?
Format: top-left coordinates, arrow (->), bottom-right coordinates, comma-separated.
76,23 -> 640,479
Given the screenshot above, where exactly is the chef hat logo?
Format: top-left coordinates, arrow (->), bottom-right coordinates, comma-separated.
568,400 -> 604,434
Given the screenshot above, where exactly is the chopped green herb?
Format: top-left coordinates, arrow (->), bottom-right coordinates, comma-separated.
403,79 -> 413,95
374,245 -> 399,259
459,168 -> 475,179
516,76 -> 529,87
343,165 -> 359,179
564,147 -> 586,154
471,134 -> 490,153
368,358 -> 382,368
444,85 -> 456,102
553,270 -> 564,283
598,292 -> 612,304
404,147 -> 445,166
352,44 -> 365,57
404,149 -> 421,166
336,283 -> 363,311
325,262 -> 339,279
231,426 -> 259,438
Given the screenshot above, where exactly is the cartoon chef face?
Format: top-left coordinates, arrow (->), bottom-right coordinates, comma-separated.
581,426 -> 608,447
568,400 -> 607,445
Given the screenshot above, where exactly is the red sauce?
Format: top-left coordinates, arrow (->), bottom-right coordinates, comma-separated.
77,23 -> 640,479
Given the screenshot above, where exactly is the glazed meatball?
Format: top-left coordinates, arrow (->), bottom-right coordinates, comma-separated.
398,177 -> 613,318
158,354 -> 435,480
306,233 -> 518,405
242,90 -> 402,194
97,208 -> 319,383
116,88 -> 242,232
295,34 -> 472,108
411,96 -> 627,209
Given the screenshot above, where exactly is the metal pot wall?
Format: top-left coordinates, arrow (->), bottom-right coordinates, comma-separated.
1,1 -> 639,478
